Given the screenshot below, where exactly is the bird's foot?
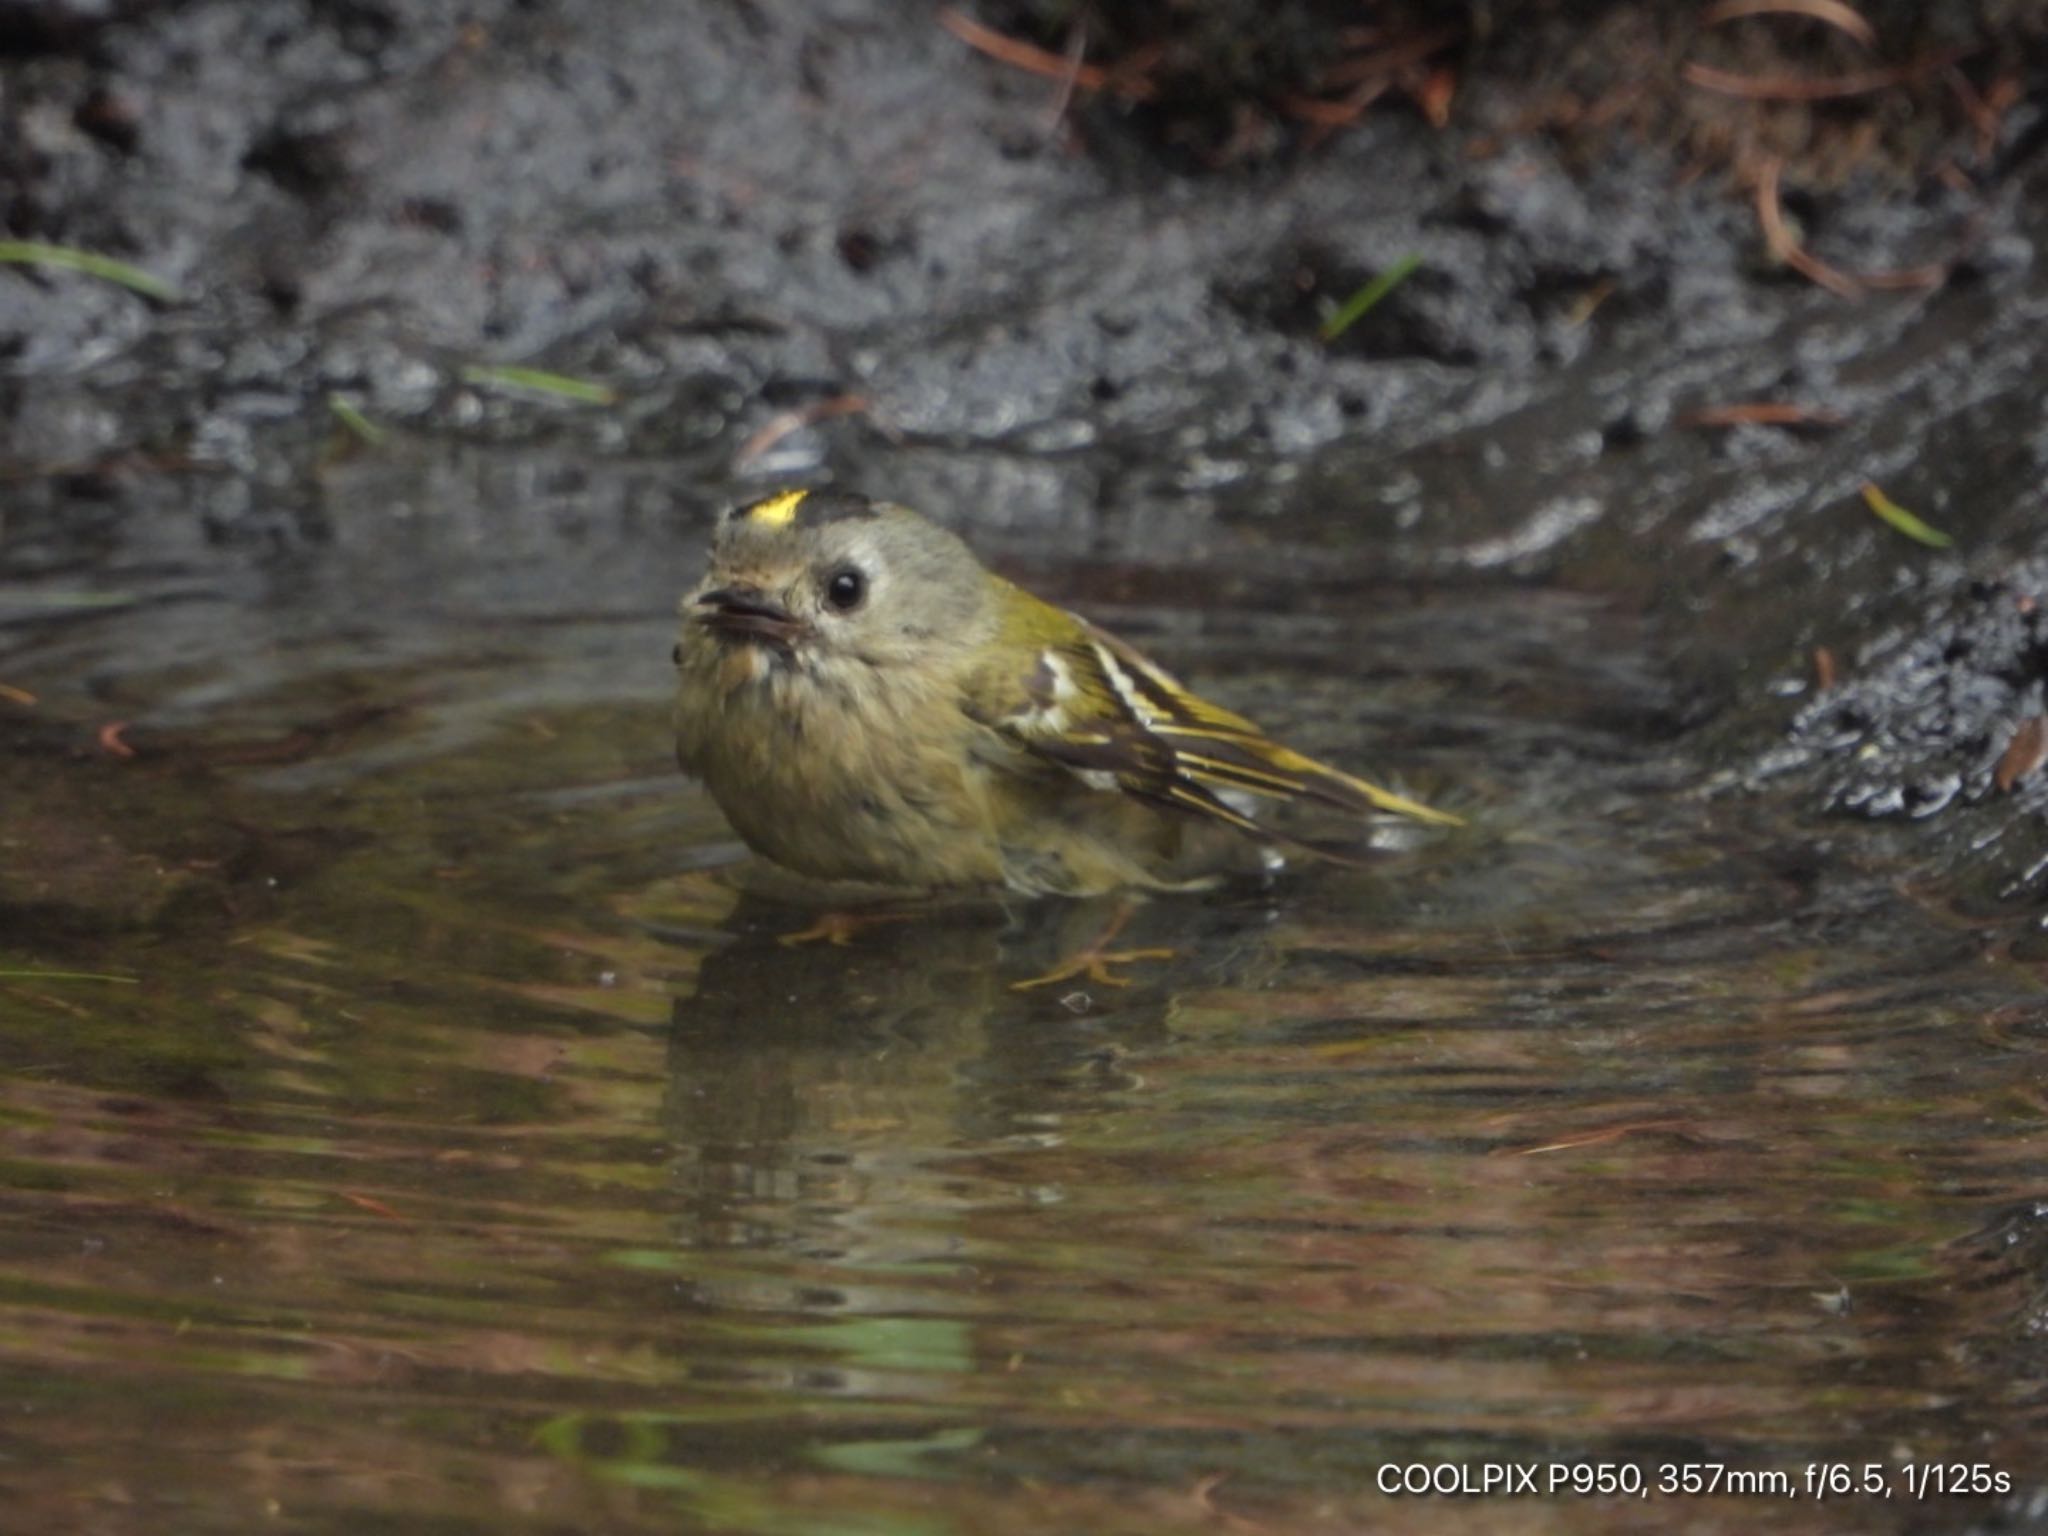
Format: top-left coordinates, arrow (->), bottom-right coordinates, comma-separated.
776,908 -> 920,948
1009,944 -> 1175,992
1009,902 -> 1172,992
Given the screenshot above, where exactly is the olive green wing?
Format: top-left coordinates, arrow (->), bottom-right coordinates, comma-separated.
968,617 -> 1460,836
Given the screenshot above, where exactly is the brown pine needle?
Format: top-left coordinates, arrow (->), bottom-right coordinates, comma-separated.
1754,157 -> 1862,297
1946,68 -> 1992,140
1583,82 -> 1649,130
1411,65 -> 1457,128
339,1190 -> 406,1222
1752,159 -> 1951,296
0,683 -> 36,707
1701,0 -> 1877,50
1967,75 -> 2022,163
1679,401 -> 1845,429
1813,646 -> 1839,691
1684,51 -> 1962,101
1319,27 -> 1463,89
1561,279 -> 1615,328
97,720 -> 136,759
734,393 -> 874,468
1039,23 -> 1089,135
937,7 -> 1155,101
1506,1119 -> 1695,1156
1190,1471 -> 1269,1535
1995,717 -> 2048,793
1282,79 -> 1389,129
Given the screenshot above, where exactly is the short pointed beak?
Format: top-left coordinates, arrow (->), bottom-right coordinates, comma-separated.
695,585 -> 803,646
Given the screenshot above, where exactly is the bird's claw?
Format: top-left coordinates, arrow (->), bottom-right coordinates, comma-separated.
1010,945 -> 1174,992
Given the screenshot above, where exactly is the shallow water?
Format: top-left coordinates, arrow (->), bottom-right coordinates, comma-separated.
1,445 -> 2044,1536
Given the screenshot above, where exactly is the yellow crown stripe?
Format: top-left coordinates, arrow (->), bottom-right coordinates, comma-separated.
744,489 -> 809,528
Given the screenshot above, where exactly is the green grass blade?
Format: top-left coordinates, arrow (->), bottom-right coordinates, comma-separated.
0,969 -> 140,984
1319,253 -> 1421,342
460,364 -> 617,406
326,394 -> 386,445
1860,482 -> 1953,550
0,241 -> 180,302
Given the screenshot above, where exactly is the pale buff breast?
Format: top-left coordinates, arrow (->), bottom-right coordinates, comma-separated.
674,637 -> 1005,890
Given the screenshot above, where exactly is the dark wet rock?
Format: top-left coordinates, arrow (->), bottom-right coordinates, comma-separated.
1753,562 -> 2048,887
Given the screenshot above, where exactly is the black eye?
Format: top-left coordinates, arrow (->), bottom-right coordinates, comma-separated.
824,566 -> 866,613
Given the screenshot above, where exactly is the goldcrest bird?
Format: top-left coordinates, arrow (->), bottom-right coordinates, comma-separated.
672,488 -> 1458,898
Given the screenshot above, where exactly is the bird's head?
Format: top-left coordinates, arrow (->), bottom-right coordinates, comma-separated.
683,488 -> 993,675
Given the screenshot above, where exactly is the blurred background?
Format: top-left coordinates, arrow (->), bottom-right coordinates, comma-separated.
1,2 -> 2046,1532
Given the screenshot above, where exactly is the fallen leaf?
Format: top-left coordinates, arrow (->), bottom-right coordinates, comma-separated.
1995,717 -> 2048,793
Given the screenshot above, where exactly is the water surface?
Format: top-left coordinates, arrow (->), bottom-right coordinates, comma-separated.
0,443 -> 2042,1535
